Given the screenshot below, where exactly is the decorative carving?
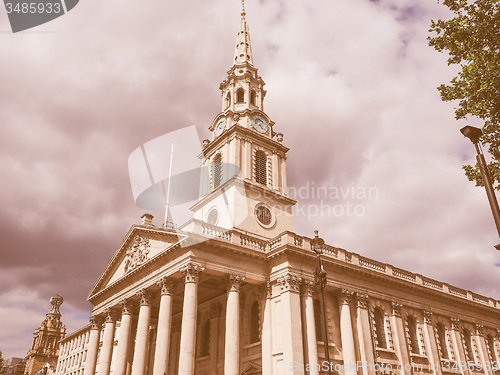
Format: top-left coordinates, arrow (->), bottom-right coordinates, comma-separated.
227,274 -> 246,292
391,302 -> 403,317
451,317 -> 460,331
158,277 -> 175,296
277,273 -> 301,293
48,294 -> 63,315
120,300 -> 134,315
423,310 -> 432,324
180,263 -> 205,284
137,289 -> 152,306
104,308 -> 117,323
357,293 -> 369,309
339,289 -> 355,305
89,315 -> 103,330
124,236 -> 151,273
475,323 -> 484,337
210,302 -> 222,318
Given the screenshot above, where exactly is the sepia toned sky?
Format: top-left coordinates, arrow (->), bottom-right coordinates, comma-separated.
1,0 -> 500,358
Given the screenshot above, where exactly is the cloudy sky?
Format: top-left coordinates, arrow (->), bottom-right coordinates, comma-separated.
1,0 -> 500,359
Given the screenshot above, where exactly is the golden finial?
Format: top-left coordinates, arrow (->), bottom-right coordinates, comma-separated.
241,0 -> 246,17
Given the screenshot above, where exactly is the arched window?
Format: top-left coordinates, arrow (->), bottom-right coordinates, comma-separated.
254,150 -> 267,185
212,154 -> 223,189
463,328 -> 474,361
250,301 -> 260,343
374,308 -> 387,349
250,90 -> 256,105
236,87 -> 245,103
407,316 -> 419,354
201,319 -> 210,357
226,92 -> 231,108
314,299 -> 322,341
437,323 -> 448,359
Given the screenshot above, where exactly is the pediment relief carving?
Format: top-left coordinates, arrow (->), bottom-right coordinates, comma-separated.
124,235 -> 151,274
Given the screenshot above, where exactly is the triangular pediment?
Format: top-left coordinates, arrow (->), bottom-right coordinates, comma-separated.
241,363 -> 262,375
88,225 -> 188,300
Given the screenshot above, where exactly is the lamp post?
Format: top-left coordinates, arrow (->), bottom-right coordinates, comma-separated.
312,230 -> 332,375
460,125 -> 500,250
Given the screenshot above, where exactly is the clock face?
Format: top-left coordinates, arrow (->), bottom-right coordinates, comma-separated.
252,115 -> 269,134
214,117 -> 226,137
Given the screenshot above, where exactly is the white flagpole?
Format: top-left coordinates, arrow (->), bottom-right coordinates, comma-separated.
164,142 -> 174,228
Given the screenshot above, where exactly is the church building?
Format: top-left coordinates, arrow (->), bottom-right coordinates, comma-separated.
56,3 -> 500,375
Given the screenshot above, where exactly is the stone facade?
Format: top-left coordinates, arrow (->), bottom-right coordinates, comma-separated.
25,295 -> 66,375
61,3 -> 500,375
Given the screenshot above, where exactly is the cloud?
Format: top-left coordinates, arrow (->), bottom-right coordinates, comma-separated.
1,0 -> 499,358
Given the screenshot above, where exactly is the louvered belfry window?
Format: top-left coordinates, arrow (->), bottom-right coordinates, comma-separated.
212,154 -> 223,189
254,150 -> 267,185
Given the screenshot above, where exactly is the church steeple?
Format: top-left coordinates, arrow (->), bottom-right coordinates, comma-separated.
234,0 -> 253,66
191,2 -> 295,238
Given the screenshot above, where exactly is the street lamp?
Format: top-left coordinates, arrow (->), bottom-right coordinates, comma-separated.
460,125 -> 500,250
312,230 -> 332,375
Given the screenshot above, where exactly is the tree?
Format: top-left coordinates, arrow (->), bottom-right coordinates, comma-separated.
428,0 -> 500,190
0,350 -> 4,375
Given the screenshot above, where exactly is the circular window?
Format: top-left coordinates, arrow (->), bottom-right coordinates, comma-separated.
255,204 -> 274,228
207,208 -> 219,225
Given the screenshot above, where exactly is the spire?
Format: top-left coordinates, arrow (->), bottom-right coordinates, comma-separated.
233,0 -> 253,65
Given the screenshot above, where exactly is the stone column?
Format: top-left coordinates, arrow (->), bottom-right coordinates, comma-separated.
83,315 -> 103,375
302,280 -> 319,375
114,301 -> 134,375
450,318 -> 469,375
97,309 -> 117,375
339,290 -> 357,375
224,274 -> 245,375
391,302 -> 410,375
422,311 -> 442,375
178,264 -> 204,375
131,289 -> 152,375
153,278 -> 175,375
278,273 -> 304,374
356,294 -> 375,375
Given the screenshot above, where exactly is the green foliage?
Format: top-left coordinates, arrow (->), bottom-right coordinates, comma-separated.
429,0 -> 500,190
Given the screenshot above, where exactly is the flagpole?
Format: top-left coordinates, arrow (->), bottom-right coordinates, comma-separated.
164,142 -> 174,228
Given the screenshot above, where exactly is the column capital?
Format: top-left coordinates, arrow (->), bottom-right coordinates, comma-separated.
356,293 -> 369,309
227,274 -> 246,292
339,289 -> 355,305
301,278 -> 315,297
137,289 -> 152,306
278,273 -> 301,293
104,308 -> 118,323
120,299 -> 134,315
180,263 -> 205,284
89,315 -> 103,330
391,301 -> 403,317
157,277 -> 176,296
451,317 -> 460,331
423,310 -> 432,324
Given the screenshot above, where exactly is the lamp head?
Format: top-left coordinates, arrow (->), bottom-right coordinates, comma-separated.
311,230 -> 325,254
460,125 -> 483,144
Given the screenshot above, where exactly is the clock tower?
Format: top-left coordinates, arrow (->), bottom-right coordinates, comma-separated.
189,1 -> 296,238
